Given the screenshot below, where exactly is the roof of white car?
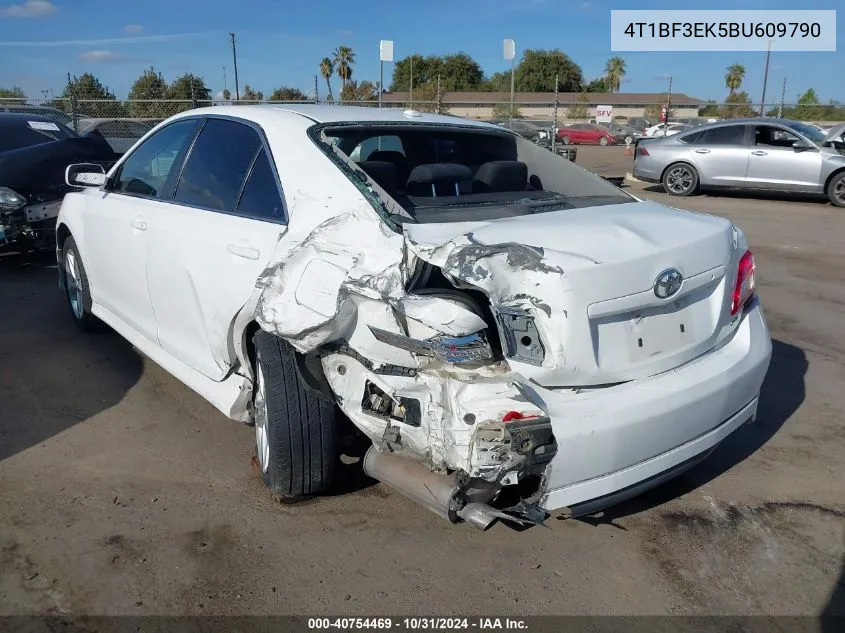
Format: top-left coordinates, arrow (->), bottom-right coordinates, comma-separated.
173,104 -> 500,129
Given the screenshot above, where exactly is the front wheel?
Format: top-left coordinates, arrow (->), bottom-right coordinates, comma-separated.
560,136 -> 571,145
662,163 -> 699,197
62,236 -> 101,332
252,330 -> 337,500
827,172 -> 845,207
624,134 -> 634,145
599,136 -> 609,146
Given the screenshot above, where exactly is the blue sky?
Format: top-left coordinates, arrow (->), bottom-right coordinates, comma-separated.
0,0 -> 841,103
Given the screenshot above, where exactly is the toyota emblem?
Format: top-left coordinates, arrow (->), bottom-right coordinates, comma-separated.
653,268 -> 683,299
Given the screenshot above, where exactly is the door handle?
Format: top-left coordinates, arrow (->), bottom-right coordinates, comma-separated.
227,243 -> 260,260
694,149 -> 711,154
130,218 -> 147,230
752,150 -> 768,156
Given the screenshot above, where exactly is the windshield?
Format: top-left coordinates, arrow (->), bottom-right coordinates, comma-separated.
783,120 -> 827,144
321,123 -> 633,225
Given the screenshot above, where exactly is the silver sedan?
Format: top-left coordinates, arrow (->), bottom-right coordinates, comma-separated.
632,118 -> 845,207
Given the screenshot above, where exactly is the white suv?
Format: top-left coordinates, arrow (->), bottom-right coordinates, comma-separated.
57,105 -> 772,530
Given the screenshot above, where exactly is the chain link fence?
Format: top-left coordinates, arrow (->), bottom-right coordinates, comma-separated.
1,97 -> 842,154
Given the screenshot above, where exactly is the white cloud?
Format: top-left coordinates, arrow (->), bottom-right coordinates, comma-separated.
79,50 -> 122,62
0,0 -> 57,18
124,24 -> 143,34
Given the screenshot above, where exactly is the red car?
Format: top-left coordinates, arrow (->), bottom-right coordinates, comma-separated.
556,123 -> 617,146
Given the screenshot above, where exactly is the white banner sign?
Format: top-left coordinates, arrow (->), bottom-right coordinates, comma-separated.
379,40 -> 394,62
595,105 -> 613,123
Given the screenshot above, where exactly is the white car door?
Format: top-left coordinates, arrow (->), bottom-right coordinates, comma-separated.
745,124 -> 824,192
145,117 -> 286,381
84,118 -> 200,342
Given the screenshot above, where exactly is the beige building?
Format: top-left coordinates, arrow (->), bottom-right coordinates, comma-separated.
380,91 -> 706,121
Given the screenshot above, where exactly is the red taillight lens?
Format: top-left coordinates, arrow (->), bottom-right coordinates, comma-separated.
636,147 -> 650,156
731,250 -> 756,316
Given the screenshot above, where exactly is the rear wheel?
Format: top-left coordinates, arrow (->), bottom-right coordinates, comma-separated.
560,136 -> 571,145
827,172 -> 845,207
662,163 -> 699,197
252,330 -> 337,500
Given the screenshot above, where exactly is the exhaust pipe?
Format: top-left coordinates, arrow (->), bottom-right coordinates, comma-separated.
363,447 -> 500,530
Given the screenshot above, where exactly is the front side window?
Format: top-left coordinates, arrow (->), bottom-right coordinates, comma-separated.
112,119 -> 198,198
173,118 -> 261,212
754,125 -> 801,148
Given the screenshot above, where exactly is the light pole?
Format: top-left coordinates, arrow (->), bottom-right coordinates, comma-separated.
229,32 -> 240,101
759,40 -> 772,117
409,55 -> 414,104
379,40 -> 394,108
504,38 -> 516,124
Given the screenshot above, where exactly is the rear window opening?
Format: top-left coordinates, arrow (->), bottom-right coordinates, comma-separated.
318,123 -> 633,225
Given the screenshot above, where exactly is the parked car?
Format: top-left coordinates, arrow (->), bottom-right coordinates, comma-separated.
626,117 -> 654,135
76,118 -> 155,155
487,119 -> 550,144
57,105 -> 772,529
632,117 -> 845,206
556,123 -> 617,145
644,122 -> 694,137
0,113 -> 117,253
604,122 -> 642,145
0,103 -> 77,128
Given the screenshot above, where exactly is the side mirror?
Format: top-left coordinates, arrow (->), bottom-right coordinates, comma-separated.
66,163 -> 106,188
793,140 -> 815,152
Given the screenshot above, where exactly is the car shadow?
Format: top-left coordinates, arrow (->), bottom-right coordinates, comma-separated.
642,184 -> 830,205
573,338 -> 807,527
0,251 -> 143,461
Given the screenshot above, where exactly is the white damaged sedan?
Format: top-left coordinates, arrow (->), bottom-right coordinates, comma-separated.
56,105 -> 772,529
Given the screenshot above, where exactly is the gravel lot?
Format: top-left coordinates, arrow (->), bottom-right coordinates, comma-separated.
1,150 -> 843,618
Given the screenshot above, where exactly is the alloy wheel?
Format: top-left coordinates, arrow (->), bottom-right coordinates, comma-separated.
666,166 -> 694,194
65,249 -> 84,320
254,363 -> 270,474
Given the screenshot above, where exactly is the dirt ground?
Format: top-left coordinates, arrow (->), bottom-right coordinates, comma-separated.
1,153 -> 844,618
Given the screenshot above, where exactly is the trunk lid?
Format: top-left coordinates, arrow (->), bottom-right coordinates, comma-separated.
404,200 -> 740,386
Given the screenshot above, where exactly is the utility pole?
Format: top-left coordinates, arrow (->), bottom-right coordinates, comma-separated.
760,40 -> 772,117
664,75 -> 672,136
778,77 -> 787,118
509,53 -> 516,125
314,75 -> 319,104
552,73 -> 559,153
229,32 -> 240,101
409,55 -> 414,104
222,66 -> 227,96
436,74 -> 441,115
503,39 -> 516,125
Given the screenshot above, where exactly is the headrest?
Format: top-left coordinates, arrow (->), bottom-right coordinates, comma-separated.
368,150 -> 405,163
472,161 -> 528,193
357,160 -> 398,195
406,163 -> 473,186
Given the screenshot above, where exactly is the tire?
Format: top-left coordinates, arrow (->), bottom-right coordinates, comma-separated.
827,171 -> 845,208
599,136 -> 609,146
61,236 -> 101,332
561,136 -> 571,145
624,135 -> 634,145
252,330 -> 337,499
662,162 -> 699,197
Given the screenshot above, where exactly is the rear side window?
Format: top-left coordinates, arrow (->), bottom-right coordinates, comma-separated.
236,151 -> 285,221
113,119 -> 198,198
678,130 -> 705,144
699,125 -> 747,146
174,118 -> 261,212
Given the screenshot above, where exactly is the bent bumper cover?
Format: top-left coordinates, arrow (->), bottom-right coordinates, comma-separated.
539,300 -> 771,511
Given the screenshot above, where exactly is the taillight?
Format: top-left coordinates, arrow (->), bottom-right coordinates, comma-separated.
731,250 -> 756,316
636,147 -> 650,156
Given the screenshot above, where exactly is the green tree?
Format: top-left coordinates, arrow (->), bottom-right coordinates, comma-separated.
390,54 -> 443,91
492,102 -> 523,119
333,46 -> 355,92
725,64 -> 745,96
222,89 -> 232,101
439,52 -> 484,90
792,88 -> 823,121
401,81 -> 440,112
167,74 -> 211,111
0,86 -> 26,102
699,100 -> 719,117
55,72 -> 124,117
269,86 -> 308,101
240,84 -> 264,101
515,49 -> 584,92
127,67 -> 168,117
604,56 -> 626,93
585,77 -> 610,93
482,71 -> 511,92
320,57 -> 334,102
719,91 -> 757,119
340,80 -> 378,104
565,92 -> 590,119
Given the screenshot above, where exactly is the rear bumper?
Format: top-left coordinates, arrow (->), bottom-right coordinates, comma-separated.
539,299 -> 772,512
631,161 -> 662,183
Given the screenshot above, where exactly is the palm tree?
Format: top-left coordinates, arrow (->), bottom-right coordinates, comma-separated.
320,57 -> 334,103
333,46 -> 355,93
604,56 -> 627,93
725,64 -> 745,96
